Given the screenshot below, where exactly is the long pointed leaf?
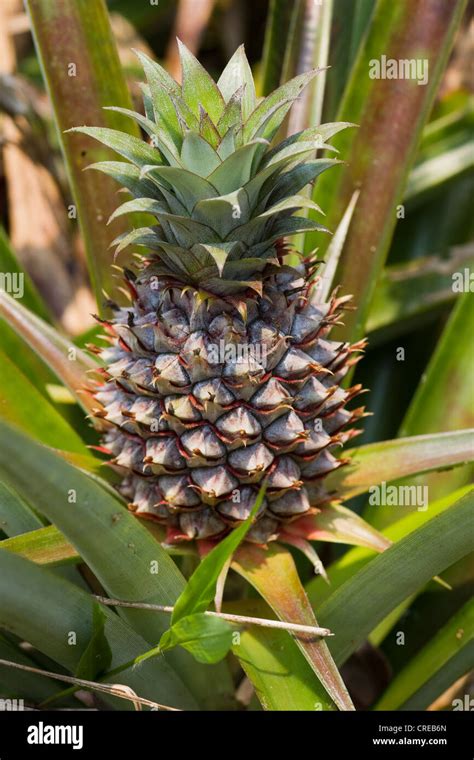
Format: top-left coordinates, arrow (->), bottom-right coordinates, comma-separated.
1,525 -> 340,709
228,598 -> 336,711
0,550 -> 197,710
314,190 -> 359,303
364,299 -> 474,528
397,291 -> 474,498
306,485 -> 473,608
0,348 -> 89,453
0,291 -> 98,416
0,421 -> 234,709
366,245 -> 474,343
288,502 -> 389,552
0,632 -> 67,704
317,490 -> 474,665
260,0 -> 297,96
374,598 -> 474,711
1,525 -> 78,566
232,543 -> 354,711
326,430 -> 474,500
0,481 -> 44,538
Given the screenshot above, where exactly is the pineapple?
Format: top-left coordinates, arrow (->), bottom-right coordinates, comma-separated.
76,42 -> 365,544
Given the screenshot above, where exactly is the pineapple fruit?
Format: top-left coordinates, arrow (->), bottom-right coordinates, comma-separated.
77,42 -> 366,544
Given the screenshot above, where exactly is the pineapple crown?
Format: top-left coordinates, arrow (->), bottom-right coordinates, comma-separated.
71,41 -> 351,298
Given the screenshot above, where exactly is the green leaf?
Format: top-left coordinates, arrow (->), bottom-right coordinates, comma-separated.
0,632 -> 67,704
180,132 -> 221,177
113,227 -> 163,255
199,108 -> 222,148
270,159 -> 341,205
207,142 -> 264,195
263,141 -> 330,169
374,598 -> 474,710
178,39 -> 225,123
0,421 -> 233,708
314,190 -> 359,303
0,348 -> 89,454
405,141 -> 474,205
86,160 -> 162,201
232,543 -> 354,711
275,0 -> 305,93
322,0 -> 375,122
75,603 -> 112,680
26,0 -> 145,311
217,125 -> 236,159
171,482 -> 267,624
306,487 -> 470,649
103,105 -> 182,165
399,292 -> 474,490
134,50 -> 182,148
0,234 -> 68,400
317,490 -> 474,665
0,549 -> 197,710
366,246 -> 474,344
297,502 -> 389,552
216,88 -> 243,138
1,525 -> 80,566
108,197 -> 167,224
0,291 -> 98,416
232,204 -> 328,247
193,192 -> 250,237
260,0 -> 296,95
160,614 -> 234,665
228,599 -> 336,710
306,485 -> 473,609
69,126 -> 160,169
0,481 -> 44,538
263,123 -> 353,165
2,525 -> 337,710
151,213 -> 217,248
364,293 -> 474,529
261,216 -> 329,244
197,245 -> 230,276
326,429 -> 474,500
217,45 -> 256,120
0,320 -> 56,406
243,69 -> 322,142
377,552 -> 474,678
141,165 -> 217,212
262,194 -> 323,216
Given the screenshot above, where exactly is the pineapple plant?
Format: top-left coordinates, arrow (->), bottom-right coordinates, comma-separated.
0,0 -> 472,719
76,43 -> 367,548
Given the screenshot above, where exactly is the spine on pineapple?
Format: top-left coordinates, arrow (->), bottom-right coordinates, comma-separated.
75,41 -> 366,545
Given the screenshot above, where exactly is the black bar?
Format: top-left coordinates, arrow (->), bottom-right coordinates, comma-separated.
0,709 -> 471,757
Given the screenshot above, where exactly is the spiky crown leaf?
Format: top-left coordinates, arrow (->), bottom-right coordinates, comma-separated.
70,42 -> 352,296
